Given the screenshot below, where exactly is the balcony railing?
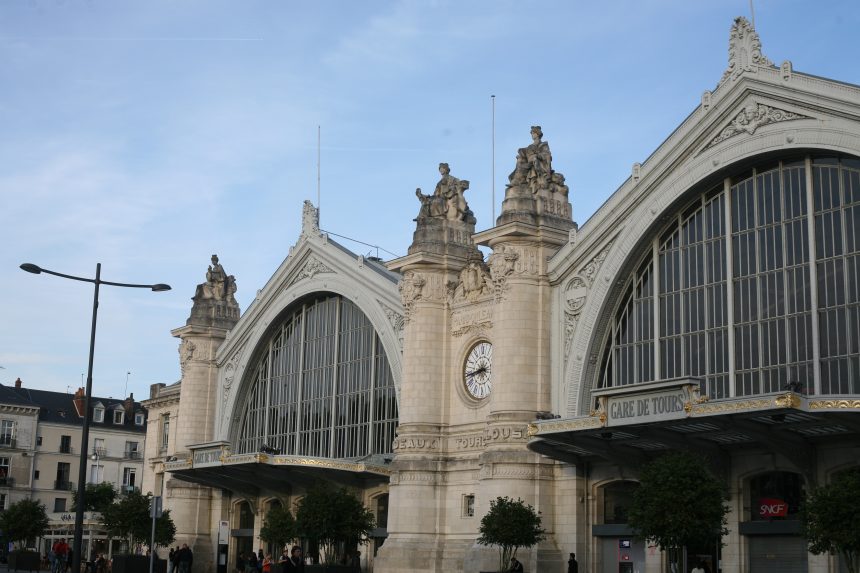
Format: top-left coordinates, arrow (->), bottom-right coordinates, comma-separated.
119,485 -> 139,495
0,477 -> 14,487
92,447 -> 108,458
124,450 -> 141,460
59,445 -> 74,454
54,480 -> 74,491
0,438 -> 16,449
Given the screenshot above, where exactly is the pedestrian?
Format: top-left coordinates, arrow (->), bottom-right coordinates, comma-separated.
349,551 -> 361,573
508,557 -> 524,572
691,561 -> 705,573
167,548 -> 175,573
567,552 -> 578,573
237,552 -> 246,573
282,546 -> 304,572
257,549 -> 264,572
177,544 -> 193,573
262,554 -> 272,573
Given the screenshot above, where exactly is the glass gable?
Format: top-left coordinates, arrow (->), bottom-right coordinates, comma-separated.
235,293 -> 398,458
599,155 -> 860,398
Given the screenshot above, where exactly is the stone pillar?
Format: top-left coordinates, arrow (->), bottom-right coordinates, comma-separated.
468,126 -> 575,572
376,165 -> 481,573
166,255 -> 240,572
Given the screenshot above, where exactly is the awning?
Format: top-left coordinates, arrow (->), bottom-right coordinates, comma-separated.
528,379 -> 860,479
164,449 -> 391,496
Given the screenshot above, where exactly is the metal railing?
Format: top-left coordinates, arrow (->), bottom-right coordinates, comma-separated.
0,477 -> 14,487
123,450 -> 141,460
0,437 -> 16,448
54,480 -> 74,491
59,444 -> 74,454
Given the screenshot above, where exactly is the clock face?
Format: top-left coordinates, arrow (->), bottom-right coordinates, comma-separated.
463,341 -> 493,400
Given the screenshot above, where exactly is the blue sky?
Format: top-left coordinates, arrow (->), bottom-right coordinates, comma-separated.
1,0 -> 858,400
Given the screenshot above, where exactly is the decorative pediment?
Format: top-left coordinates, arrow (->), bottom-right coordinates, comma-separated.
720,16 -> 773,84
701,102 -> 812,153
287,255 -> 335,287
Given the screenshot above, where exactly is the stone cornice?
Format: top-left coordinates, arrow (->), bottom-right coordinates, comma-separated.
0,404 -> 40,415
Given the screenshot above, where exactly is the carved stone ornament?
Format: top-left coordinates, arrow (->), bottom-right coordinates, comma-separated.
450,301 -> 493,338
563,242 -> 613,357
450,260 -> 492,303
288,255 -> 334,287
703,103 -> 811,151
507,126 -> 568,197
398,271 -> 426,323
178,340 -> 197,375
222,342 -> 247,417
487,246 -> 519,302
302,200 -> 320,235
720,16 -> 773,84
379,301 -> 405,348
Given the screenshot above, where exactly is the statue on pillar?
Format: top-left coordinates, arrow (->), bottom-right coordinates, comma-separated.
189,254 -> 240,327
415,163 -> 475,224
508,126 -> 554,195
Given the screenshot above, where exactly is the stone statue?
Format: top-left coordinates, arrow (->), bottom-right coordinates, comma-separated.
509,126 -> 553,194
415,163 -> 474,222
195,254 -> 237,303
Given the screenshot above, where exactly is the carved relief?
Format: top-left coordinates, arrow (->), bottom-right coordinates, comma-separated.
379,301 -> 405,348
450,302 -> 493,338
702,103 -> 811,152
289,256 -> 335,286
720,16 -> 773,84
393,436 -> 440,451
222,342 -> 247,417
483,424 -> 529,445
450,261 -> 492,304
178,340 -> 196,375
398,271 -> 426,323
452,434 -> 485,450
563,242 -> 613,357
487,246 -> 519,301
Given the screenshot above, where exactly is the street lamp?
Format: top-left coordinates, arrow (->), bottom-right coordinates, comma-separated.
20,262 -> 169,573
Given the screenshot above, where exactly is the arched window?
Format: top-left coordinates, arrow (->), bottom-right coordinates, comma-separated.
599,155 -> 860,398
601,480 -> 639,524
235,294 -> 398,458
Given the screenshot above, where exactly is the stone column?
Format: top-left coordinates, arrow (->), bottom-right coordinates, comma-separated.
166,256 -> 240,572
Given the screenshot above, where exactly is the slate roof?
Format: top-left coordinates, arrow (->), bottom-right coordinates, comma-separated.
0,384 -> 147,433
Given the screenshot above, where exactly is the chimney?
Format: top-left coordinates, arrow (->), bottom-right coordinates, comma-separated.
14,378 -> 22,389
72,387 -> 86,417
124,393 -> 134,416
149,383 -> 166,399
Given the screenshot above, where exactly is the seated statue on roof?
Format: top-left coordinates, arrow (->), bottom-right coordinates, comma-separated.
415,163 -> 474,223
194,254 -> 237,304
508,125 -> 554,194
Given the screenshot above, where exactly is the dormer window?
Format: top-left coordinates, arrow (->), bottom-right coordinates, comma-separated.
113,410 -> 124,425
93,406 -> 104,423
134,413 -> 144,426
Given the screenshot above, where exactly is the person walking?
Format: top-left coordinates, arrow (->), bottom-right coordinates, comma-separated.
51,540 -> 69,573
167,548 -> 176,573
567,552 -> 578,573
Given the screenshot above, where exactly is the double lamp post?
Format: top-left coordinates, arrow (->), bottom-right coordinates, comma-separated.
20,263 -> 170,573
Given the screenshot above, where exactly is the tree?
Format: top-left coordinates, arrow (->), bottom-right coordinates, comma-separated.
0,499 -> 49,549
801,467 -> 860,573
259,504 -> 297,552
477,496 -> 546,573
294,483 -> 375,564
627,451 -> 729,572
100,490 -> 176,550
72,482 -> 117,513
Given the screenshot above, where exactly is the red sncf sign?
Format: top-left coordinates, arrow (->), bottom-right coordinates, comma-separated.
758,498 -> 788,517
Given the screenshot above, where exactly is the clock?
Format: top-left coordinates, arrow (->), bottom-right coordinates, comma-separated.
463,341 -> 493,400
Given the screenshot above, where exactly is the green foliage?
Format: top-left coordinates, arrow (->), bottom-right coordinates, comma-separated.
259,504 -> 297,550
72,482 -> 117,513
801,467 -> 860,573
477,496 -> 546,572
627,451 -> 729,567
100,490 -> 176,550
0,499 -> 49,548
294,483 -> 375,565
